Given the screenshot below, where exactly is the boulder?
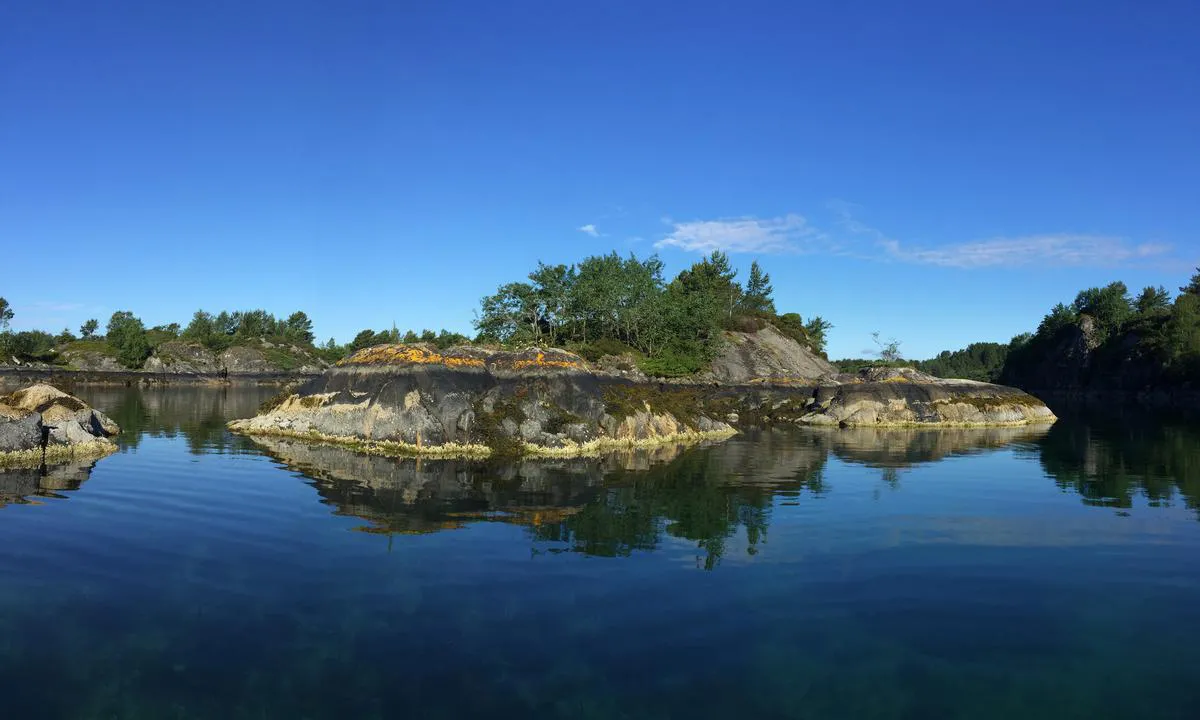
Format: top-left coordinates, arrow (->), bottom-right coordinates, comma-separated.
0,414 -> 41,453
0,384 -> 120,466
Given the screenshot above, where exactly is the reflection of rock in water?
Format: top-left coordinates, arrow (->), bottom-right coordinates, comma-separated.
0,460 -> 96,507
816,425 -> 1051,469
249,435 -> 716,536
249,425 -> 1062,568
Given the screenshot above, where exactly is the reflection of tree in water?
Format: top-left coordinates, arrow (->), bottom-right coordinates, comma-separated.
1038,415 -> 1200,516
528,430 -> 830,570
69,384 -> 278,454
252,424 -> 1066,570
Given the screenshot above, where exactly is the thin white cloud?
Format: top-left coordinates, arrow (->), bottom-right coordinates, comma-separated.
577,224 -> 600,237
656,214 -> 825,254
880,235 -> 1171,268
827,201 -> 1173,269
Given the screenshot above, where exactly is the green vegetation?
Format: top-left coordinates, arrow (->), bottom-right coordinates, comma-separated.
106,311 -> 152,369
1001,269 -> 1200,389
918,342 -> 1011,382
182,309 -> 315,351
475,251 -> 831,377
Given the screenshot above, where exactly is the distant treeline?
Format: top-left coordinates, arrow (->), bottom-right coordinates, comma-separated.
835,268 -> 1200,388
835,342 -> 1011,382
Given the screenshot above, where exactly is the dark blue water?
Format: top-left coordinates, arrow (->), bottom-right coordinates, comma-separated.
2,386 -> 1199,719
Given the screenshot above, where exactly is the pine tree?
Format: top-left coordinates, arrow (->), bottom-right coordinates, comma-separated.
742,260 -> 775,315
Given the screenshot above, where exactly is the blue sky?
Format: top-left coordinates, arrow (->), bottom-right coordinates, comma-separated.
2,0 -> 1197,359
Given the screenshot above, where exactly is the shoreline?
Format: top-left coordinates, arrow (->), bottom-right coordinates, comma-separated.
228,422 -> 739,460
0,367 -> 318,386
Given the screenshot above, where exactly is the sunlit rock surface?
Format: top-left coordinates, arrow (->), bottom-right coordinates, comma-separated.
0,384 -> 120,466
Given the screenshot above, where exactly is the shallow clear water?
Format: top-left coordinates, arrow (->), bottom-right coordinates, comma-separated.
2,386 -> 1199,719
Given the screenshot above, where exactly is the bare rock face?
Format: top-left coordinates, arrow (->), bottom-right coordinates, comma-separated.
229,344 -> 736,457
57,346 -> 125,372
708,324 -> 837,384
216,343 -> 328,375
0,384 -> 120,465
145,341 -> 222,374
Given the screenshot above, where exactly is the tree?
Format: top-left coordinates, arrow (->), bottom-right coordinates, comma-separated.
870,332 -> 902,362
1135,285 -> 1172,315
106,311 -> 151,369
741,260 -> 775,315
0,297 -> 11,331
476,282 -> 540,344
1180,268 -> 1200,296
803,316 -> 832,354
235,309 -> 276,339
1072,281 -> 1132,342
528,262 -> 575,345
284,311 -> 314,344
349,329 -> 392,353
1037,303 -> 1077,337
80,318 -> 99,338
56,328 -> 76,345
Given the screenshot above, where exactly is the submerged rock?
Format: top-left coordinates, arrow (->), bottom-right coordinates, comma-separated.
0,384 -> 120,466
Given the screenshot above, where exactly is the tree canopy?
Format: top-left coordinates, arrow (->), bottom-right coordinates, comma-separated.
474,251 -> 830,376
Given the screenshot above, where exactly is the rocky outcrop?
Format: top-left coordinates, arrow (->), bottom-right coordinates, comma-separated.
6,339 -> 329,378
790,367 -> 1056,427
229,345 -> 736,458
144,341 -> 223,374
228,345 -> 1056,460
707,324 -> 836,383
56,345 -> 126,372
144,340 -> 328,375
0,384 -> 120,466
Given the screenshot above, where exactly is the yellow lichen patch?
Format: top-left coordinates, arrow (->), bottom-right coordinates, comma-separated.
879,375 -> 912,383
338,344 -> 487,368
509,352 -> 584,370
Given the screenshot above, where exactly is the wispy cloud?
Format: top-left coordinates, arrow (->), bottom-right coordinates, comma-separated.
656,214 -> 825,254
827,200 -> 1173,269
879,234 -> 1171,268
652,202 -> 1174,268
577,224 -> 600,237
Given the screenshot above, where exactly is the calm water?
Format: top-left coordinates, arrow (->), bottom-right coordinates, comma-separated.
2,385 -> 1199,719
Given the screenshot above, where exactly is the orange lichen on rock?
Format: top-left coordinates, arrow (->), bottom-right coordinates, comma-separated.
508,351 -> 584,371
338,344 -> 487,368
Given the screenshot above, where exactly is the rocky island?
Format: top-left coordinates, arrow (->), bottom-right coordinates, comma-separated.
0,384 -> 121,466
229,328 -> 1056,459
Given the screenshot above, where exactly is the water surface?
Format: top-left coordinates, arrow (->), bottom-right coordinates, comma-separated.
1,385 -> 1198,719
